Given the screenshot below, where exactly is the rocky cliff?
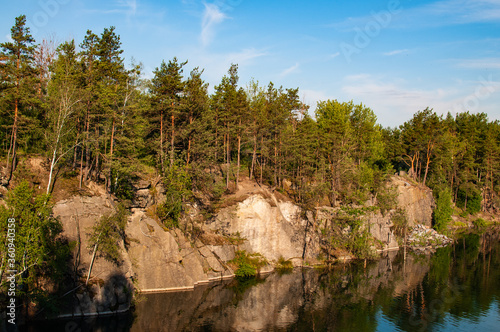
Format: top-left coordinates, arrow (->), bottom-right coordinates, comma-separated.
391,175 -> 434,227
47,174 -> 435,316
208,194 -> 320,264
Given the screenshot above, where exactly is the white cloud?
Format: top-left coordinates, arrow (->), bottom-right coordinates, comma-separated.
331,0 -> 500,32
301,89 -> 333,112
201,3 -> 227,47
117,0 -> 137,16
456,58 -> 500,69
189,47 -> 267,89
341,74 -> 465,126
227,48 -> 267,64
383,49 -> 409,56
279,63 -> 299,77
330,52 -> 340,59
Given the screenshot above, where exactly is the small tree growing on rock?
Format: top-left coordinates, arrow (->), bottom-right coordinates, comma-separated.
433,187 -> 453,232
86,203 -> 127,284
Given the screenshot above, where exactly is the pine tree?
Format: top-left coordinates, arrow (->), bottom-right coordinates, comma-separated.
0,15 -> 39,184
79,29 -> 99,187
150,57 -> 187,172
316,100 -> 354,206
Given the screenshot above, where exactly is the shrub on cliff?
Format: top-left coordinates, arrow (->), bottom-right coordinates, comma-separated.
433,187 -> 454,232
230,250 -> 267,279
156,165 -> 192,229
0,181 -> 71,307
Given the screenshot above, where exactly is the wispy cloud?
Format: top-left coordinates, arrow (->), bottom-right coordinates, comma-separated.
280,63 -> 299,77
301,89 -> 333,111
456,57 -> 500,69
330,52 -> 340,59
330,0 -> 500,31
192,47 -> 267,86
421,0 -> 500,24
226,48 -> 267,65
201,3 -> 227,47
341,74 -> 458,126
117,0 -> 137,17
383,49 -> 409,56
84,0 -> 137,16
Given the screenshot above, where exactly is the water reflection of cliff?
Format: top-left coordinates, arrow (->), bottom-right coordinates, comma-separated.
131,231 -> 500,331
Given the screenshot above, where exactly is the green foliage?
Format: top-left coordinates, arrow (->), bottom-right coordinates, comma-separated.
276,256 -> 294,272
376,185 -> 398,216
0,181 -> 70,303
433,187 -> 454,232
227,231 -> 246,245
327,211 -> 377,260
457,186 -> 482,215
88,203 -> 128,263
156,164 -> 192,228
391,208 -> 408,237
230,250 -> 268,279
346,229 -> 377,260
472,218 -> 487,229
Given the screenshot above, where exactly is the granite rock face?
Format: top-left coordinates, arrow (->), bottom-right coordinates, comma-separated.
207,194 -> 321,264
392,176 -> 435,227
52,195 -> 236,317
51,174 -> 438,316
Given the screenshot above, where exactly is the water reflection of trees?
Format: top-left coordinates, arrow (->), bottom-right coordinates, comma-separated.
379,230 -> 500,331
128,230 -> 499,331
285,231 -> 499,331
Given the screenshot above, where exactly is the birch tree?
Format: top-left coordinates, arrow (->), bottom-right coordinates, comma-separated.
45,40 -> 82,194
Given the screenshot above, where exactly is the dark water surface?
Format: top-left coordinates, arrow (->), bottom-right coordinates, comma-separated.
23,231 -> 500,331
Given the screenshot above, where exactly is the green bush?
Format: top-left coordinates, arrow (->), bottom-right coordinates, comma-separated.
376,185 -> 397,216
347,229 -> 377,260
230,250 -> 268,279
276,256 -> 294,271
433,187 -> 454,232
157,165 -> 192,228
457,186 -> 481,215
391,208 -> 408,237
88,202 -> 128,263
0,181 -> 70,304
473,218 -> 487,229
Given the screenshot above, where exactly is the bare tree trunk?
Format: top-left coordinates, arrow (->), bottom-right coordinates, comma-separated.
250,133 -> 257,181
170,111 -> 175,169
423,142 -> 433,186
82,103 -> 91,184
108,116 -> 116,193
6,99 -> 18,183
236,133 -> 241,190
226,124 -> 230,190
160,109 -> 164,172
187,116 -> 193,167
260,136 -> 264,185
94,125 -> 99,180
214,113 -> 218,163
86,243 -> 98,285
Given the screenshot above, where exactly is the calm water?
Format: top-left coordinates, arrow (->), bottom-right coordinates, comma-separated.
23,231 -> 500,331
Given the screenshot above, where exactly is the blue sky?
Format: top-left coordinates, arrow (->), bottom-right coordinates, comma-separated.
1,0 -> 500,127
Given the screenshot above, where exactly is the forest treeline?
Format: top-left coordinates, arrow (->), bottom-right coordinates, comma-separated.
1,15 -> 500,218
2,14 -> 500,312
